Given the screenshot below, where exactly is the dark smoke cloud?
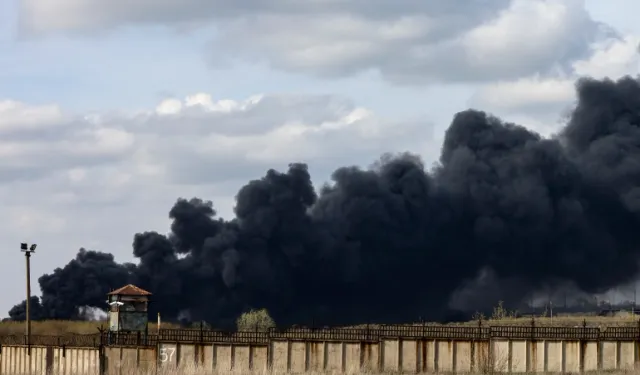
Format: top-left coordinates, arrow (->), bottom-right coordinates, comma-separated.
10,76 -> 640,327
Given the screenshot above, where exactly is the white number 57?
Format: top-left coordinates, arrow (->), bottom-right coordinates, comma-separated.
160,348 -> 176,363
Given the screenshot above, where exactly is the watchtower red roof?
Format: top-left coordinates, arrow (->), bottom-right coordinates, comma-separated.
107,284 -> 152,296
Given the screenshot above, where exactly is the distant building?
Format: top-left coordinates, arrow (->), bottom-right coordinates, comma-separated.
106,284 -> 151,332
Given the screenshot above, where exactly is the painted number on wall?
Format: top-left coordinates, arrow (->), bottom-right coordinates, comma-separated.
160,348 -> 176,363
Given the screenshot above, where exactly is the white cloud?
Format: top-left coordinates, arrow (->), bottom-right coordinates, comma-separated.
0,100 -> 136,181
136,93 -> 434,184
0,100 -> 64,133
67,168 -> 86,183
462,0 -> 592,72
471,77 -> 575,113
19,0 -> 608,85
573,34 -> 640,78
468,32 -> 640,136
155,99 -> 183,115
0,91 -> 435,213
8,206 -> 67,235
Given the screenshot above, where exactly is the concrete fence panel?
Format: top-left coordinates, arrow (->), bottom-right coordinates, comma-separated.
0,346 -> 100,375
6,325 -> 640,374
103,346 -> 155,375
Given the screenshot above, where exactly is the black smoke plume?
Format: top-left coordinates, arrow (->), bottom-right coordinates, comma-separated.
9,76 -> 640,328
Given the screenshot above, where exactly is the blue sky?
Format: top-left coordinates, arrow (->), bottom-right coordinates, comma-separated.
0,0 -> 639,316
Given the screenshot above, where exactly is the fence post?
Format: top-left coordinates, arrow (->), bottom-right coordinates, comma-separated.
636,318 -> 640,354
583,319 -> 588,337
98,343 -> 106,375
531,317 -> 535,340
363,321 -> 367,341
200,321 -> 204,343
580,318 -> 588,373
488,325 -> 494,373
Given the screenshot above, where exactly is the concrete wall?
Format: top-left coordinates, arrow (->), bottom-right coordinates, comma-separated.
145,338 -> 640,373
1,338 -> 639,373
0,346 -> 100,375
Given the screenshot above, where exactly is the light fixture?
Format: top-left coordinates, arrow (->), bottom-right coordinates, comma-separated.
21,243 -> 36,253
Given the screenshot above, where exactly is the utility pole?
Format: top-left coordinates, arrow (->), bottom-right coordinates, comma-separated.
20,242 -> 36,358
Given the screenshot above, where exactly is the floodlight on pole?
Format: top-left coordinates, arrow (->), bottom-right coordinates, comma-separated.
21,241 -> 36,366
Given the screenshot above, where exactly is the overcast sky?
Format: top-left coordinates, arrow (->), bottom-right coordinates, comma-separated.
0,0 -> 639,316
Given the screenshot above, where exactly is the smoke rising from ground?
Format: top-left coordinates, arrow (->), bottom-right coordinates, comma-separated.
9,76 -> 640,328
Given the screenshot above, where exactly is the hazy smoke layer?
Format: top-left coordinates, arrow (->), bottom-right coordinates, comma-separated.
9,76 -> 640,328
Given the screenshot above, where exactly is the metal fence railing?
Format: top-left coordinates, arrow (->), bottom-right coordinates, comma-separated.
2,324 -> 640,348
0,334 -> 104,347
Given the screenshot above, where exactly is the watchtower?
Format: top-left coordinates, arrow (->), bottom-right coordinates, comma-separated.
107,284 -> 152,332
